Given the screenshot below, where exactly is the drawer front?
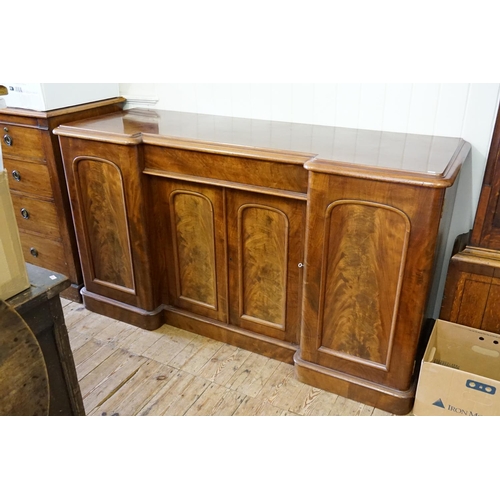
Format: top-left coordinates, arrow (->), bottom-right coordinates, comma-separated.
4,158 -> 53,199
20,233 -> 68,274
144,145 -> 309,195
10,194 -> 60,239
0,123 -> 46,161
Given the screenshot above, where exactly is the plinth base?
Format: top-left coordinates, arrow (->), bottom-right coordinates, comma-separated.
294,350 -> 416,415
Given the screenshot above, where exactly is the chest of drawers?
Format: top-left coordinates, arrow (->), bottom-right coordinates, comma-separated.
0,98 -> 125,301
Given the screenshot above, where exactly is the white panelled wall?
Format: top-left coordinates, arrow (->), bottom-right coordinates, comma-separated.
119,83 -> 500,317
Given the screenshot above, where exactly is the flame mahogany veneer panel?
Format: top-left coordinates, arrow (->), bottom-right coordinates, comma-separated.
171,190 -> 217,308
319,201 -> 410,368
239,205 -> 288,328
74,157 -> 135,292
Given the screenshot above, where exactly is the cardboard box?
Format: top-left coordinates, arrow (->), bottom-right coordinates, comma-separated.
0,169 -> 30,300
413,319 -> 500,416
0,83 -> 119,111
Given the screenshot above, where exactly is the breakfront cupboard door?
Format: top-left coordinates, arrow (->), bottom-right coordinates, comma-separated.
156,179 -> 228,323
59,138 -> 158,317
226,190 -> 306,345
298,171 -> 446,394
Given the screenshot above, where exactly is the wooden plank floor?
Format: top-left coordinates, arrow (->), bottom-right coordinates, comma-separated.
61,298 -> 395,416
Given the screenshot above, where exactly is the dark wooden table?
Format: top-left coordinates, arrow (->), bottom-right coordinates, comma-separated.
6,264 -> 84,415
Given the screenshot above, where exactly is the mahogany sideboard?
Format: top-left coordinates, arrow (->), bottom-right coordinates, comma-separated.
54,109 -> 470,414
0,98 -> 125,301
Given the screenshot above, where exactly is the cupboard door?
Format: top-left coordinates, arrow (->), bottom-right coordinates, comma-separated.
300,172 -> 445,391
161,180 -> 227,322
226,190 -> 306,345
61,139 -> 158,312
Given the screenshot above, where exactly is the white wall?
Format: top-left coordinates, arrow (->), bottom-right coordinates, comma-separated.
120,83 -> 500,316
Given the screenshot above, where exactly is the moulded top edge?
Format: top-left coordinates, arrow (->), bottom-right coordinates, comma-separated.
54,125 -> 143,145
305,139 -> 471,188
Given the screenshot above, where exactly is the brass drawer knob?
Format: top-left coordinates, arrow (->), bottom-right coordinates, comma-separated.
3,134 -> 13,147
30,247 -> 39,257
20,208 -> 30,219
12,170 -> 21,182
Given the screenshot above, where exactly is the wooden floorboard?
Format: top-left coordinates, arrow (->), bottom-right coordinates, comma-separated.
61,298 -> 396,417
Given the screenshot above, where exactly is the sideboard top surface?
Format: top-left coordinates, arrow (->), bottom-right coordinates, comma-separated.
54,108 -> 470,187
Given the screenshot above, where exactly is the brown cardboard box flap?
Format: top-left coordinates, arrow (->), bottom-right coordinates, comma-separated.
414,320 -> 500,416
